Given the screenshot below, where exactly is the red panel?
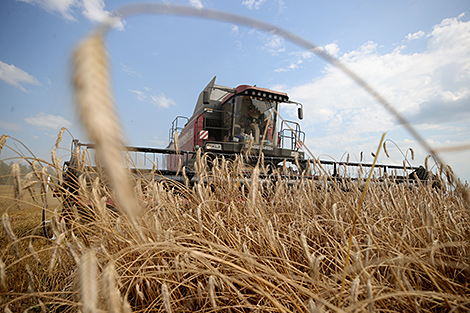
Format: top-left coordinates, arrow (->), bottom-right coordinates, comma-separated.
194,113 -> 205,147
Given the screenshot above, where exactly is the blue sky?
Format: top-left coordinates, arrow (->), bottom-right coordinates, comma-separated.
1,0 -> 469,182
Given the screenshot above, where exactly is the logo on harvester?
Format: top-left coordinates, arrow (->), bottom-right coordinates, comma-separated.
205,143 -> 222,150
199,130 -> 209,140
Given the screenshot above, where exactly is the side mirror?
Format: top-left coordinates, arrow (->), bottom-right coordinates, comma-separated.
298,107 -> 303,120
203,90 -> 210,104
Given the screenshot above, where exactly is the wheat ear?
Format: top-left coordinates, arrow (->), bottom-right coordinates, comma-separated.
72,32 -> 143,239
0,135 -> 7,158
162,282 -> 172,313
102,262 -> 121,312
79,249 -> 98,313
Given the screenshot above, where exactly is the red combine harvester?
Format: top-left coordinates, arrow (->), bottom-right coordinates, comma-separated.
63,76 -> 432,185
46,77 -> 434,237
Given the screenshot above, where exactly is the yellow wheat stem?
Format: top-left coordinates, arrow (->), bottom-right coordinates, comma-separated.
338,132 -> 386,307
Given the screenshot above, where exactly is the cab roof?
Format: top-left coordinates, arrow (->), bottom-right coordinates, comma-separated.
220,84 -> 289,105
191,77 -> 289,118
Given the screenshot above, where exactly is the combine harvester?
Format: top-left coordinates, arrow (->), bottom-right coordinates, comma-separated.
65,76 -> 430,183
47,77 -> 435,236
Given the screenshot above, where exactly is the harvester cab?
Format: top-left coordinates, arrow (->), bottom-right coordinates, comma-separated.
167,76 -> 306,171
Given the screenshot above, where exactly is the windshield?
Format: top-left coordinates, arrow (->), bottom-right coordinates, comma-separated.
232,95 -> 277,145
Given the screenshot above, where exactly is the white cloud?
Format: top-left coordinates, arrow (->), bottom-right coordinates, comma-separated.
150,94 -> 176,108
121,63 -> 141,78
129,88 -> 176,108
129,89 -> 146,101
18,0 -> 78,21
244,30 -> 287,56
189,0 -> 203,9
25,113 -> 71,129
275,59 -> 303,73
264,34 -> 285,55
324,43 -> 340,58
277,0 -> 286,14
82,0 -> 124,30
286,13 -> 470,179
17,0 -> 124,29
0,61 -> 41,92
230,25 -> 240,36
242,0 -> 266,10
274,50 -> 313,72
406,30 -> 426,41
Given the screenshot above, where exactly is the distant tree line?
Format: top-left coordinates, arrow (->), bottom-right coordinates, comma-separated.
0,161 -> 32,185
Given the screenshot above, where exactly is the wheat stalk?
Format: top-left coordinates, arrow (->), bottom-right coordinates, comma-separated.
102,262 -> 121,313
0,257 -> 6,292
366,278 -> 374,313
79,249 -> 98,313
28,241 -> 42,264
2,213 -> 21,260
0,135 -> 7,158
208,275 -> 217,309
162,282 -> 172,313
73,32 -> 143,240
11,163 -> 23,205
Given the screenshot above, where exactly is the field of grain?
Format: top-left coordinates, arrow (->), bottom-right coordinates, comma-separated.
0,146 -> 469,312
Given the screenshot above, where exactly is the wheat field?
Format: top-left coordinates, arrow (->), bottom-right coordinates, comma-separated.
0,137 -> 469,312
